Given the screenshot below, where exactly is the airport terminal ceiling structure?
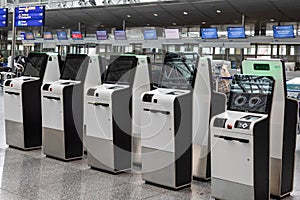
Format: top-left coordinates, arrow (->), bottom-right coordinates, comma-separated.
3,0 -> 300,30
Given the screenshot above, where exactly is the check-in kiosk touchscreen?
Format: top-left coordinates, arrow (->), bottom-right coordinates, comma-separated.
160,53 -> 195,89
104,56 -> 138,84
60,54 -> 88,80
23,53 -> 49,77
228,75 -> 274,114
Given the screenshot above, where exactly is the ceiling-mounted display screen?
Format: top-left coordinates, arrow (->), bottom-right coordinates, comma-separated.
165,29 -> 180,39
20,32 -> 26,40
57,31 -> 67,40
201,27 -> 218,39
25,32 -> 35,40
71,31 -> 83,40
43,31 -> 53,40
0,8 -> 8,27
227,27 -> 246,39
144,30 -> 158,40
273,25 -> 294,39
96,30 -> 108,40
228,75 -> 274,114
15,6 -> 45,27
114,30 -> 127,40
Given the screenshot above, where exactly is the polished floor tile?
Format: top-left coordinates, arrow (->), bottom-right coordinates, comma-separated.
0,89 -> 300,199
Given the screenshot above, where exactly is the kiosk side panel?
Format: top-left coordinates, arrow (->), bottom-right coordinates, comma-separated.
22,80 -> 43,148
63,85 -> 83,159
253,118 -> 270,200
281,98 -> 298,195
174,93 -> 192,187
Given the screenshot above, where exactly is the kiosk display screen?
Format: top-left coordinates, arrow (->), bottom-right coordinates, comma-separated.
114,30 -> 127,40
144,30 -> 158,40
57,31 -> 67,40
23,53 -> 48,77
228,75 -> 274,114
201,28 -> 218,39
159,52 -> 195,89
60,54 -> 88,80
96,31 -> 107,40
227,27 -> 246,39
273,25 -> 294,38
71,31 -> 83,40
25,32 -> 35,40
104,56 -> 138,84
43,31 -> 53,40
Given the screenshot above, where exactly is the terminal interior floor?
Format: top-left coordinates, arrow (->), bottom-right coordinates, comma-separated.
0,90 -> 299,200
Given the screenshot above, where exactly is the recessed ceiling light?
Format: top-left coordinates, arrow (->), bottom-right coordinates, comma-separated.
201,21 -> 206,25
127,14 -> 131,18
216,9 -> 222,14
183,11 -> 188,15
172,22 -> 177,26
101,25 -> 104,27
270,18 -> 275,22
153,13 -> 158,17
146,24 -> 150,26
61,26 -> 65,28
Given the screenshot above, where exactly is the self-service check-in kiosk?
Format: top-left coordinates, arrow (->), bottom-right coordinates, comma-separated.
192,57 -> 227,181
42,54 -> 89,161
4,52 -> 61,150
242,59 -> 298,199
141,52 -> 197,190
84,55 -> 150,173
211,75 -> 275,200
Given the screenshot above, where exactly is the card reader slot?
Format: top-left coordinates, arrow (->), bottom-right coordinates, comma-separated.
88,102 -> 109,107
5,91 -> 20,96
214,135 -> 249,143
43,96 -> 61,101
143,108 -> 170,115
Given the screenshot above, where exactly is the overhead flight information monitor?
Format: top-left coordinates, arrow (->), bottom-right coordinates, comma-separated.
273,25 -> 295,38
96,30 -> 107,40
201,27 -> 218,39
25,32 -> 35,40
43,32 -> 53,40
114,30 -> 127,40
0,8 -> 8,27
71,31 -> 83,40
57,31 -> 67,40
144,30 -> 157,40
165,29 -> 180,39
15,6 -> 45,27
227,27 -> 246,39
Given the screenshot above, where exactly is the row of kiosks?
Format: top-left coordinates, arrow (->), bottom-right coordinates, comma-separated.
4,52 -> 61,150
84,54 -> 151,173
42,54 -> 105,161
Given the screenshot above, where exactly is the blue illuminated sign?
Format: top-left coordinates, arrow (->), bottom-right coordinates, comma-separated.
201,28 -> 218,39
0,8 -> 8,27
273,25 -> 294,38
227,27 -> 246,39
144,30 -> 157,40
15,6 -> 45,27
